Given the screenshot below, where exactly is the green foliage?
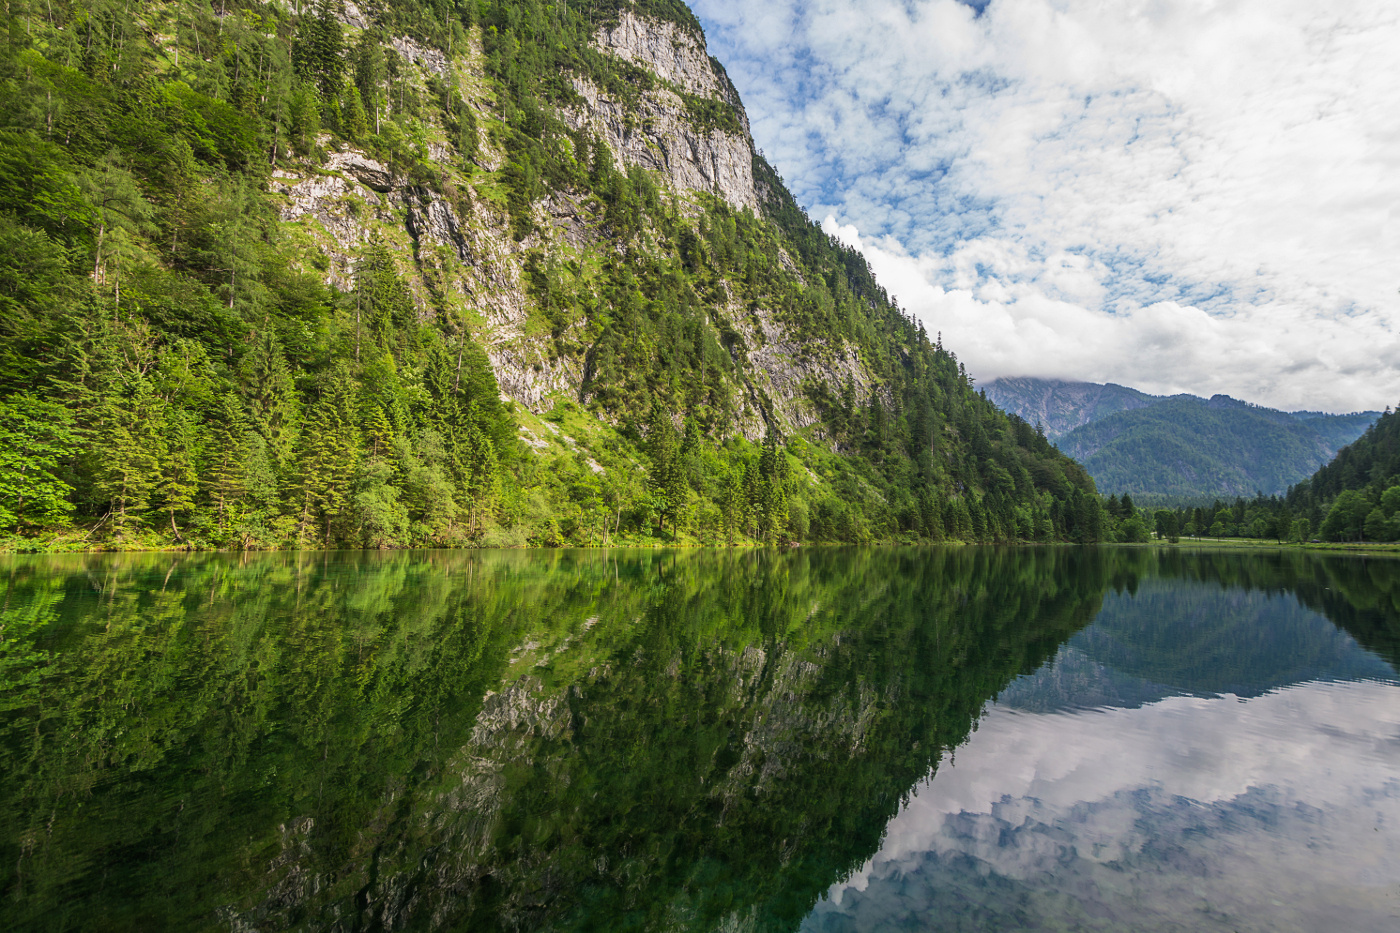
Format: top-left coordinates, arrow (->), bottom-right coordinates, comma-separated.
0,396 -> 78,533
1056,395 -> 1374,499
1290,406 -> 1400,520
0,0 -> 1097,551
1147,406 -> 1400,545
1320,490 -> 1370,542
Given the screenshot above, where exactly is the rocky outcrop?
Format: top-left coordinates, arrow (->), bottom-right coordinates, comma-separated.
391,34 -> 450,78
326,149 -> 395,191
270,16 -> 878,427
593,11 -> 749,133
272,158 -> 382,289
403,187 -> 472,264
573,12 -> 759,212
711,294 -> 884,439
567,78 -> 759,214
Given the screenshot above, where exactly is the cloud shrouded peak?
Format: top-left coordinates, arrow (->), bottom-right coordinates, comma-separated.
691,0 -> 1400,412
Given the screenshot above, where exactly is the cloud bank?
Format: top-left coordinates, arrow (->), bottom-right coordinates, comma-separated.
692,0 -> 1400,411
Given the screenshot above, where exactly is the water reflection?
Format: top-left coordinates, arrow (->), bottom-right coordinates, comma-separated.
809,554 -> 1400,933
0,548 -> 1396,931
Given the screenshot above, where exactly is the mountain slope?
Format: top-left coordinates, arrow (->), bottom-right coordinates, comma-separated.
987,378 -> 1378,499
0,0 -> 1098,548
1289,409 -> 1383,453
1277,406 -> 1400,540
1056,395 -> 1365,498
983,377 -> 1158,439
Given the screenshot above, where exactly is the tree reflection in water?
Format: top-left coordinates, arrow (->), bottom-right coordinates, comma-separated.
0,547 -> 1396,932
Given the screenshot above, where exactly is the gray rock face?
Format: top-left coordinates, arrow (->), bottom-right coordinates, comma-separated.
266,17 -> 882,430
567,79 -> 759,214
717,296 -> 883,441
336,0 -> 368,30
404,187 -> 472,264
326,149 -> 395,191
982,377 -> 1160,439
391,34 -> 449,78
571,12 -> 759,213
593,11 -> 748,131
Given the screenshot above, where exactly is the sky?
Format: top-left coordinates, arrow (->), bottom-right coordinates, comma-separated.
689,0 -> 1400,412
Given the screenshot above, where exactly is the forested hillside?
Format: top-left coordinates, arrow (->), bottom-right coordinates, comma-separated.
0,0 -> 1099,550
1131,406 -> 1400,545
1055,395 -> 1376,499
1285,406 -> 1400,542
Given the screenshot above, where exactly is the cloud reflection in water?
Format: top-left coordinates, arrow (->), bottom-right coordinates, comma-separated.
807,597 -> 1400,932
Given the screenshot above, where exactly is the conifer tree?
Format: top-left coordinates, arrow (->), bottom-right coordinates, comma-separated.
93,388 -> 167,539
240,332 -> 301,472
293,0 -> 345,100
207,393 -> 251,533
646,409 -> 686,538
291,365 -> 362,546
159,406 -> 201,542
0,394 -> 77,532
720,465 -> 745,544
78,154 -> 153,292
353,32 -> 386,134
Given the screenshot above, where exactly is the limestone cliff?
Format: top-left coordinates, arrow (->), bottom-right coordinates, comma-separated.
271,4 -> 876,441
572,10 -> 759,212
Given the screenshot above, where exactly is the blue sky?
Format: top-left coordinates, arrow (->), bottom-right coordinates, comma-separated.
689,0 -> 1400,412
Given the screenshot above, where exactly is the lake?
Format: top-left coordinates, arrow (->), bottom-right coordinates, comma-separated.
1,547 -> 1397,931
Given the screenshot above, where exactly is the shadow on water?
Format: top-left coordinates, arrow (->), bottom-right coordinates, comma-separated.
0,547 -> 1397,932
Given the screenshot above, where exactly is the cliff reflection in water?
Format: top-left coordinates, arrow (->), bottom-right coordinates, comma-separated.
0,547 -> 1397,932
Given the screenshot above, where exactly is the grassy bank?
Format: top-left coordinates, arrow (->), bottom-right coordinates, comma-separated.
1145,536 -> 1400,556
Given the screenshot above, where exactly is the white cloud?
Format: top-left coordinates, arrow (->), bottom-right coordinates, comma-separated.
692,0 -> 1400,411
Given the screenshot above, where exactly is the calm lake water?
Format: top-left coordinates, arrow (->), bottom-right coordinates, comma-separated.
1,547 -> 1397,932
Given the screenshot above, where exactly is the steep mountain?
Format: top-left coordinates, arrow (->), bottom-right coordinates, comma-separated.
983,377 -> 1158,439
0,0 -> 1097,548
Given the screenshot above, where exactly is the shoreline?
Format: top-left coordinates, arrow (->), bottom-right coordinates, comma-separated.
6,536 -> 1400,557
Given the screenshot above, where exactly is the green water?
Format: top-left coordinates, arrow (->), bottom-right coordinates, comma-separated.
1,548 -> 1397,931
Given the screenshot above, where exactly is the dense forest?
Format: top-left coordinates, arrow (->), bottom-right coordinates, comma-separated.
1134,406 -> 1400,545
0,0 -> 1106,551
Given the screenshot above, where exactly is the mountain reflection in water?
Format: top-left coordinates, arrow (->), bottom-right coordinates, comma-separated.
1,547 -> 1397,932
808,562 -> 1400,933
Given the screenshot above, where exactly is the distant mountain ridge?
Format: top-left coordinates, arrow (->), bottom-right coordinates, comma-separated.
983,378 -> 1159,440
984,378 -> 1380,499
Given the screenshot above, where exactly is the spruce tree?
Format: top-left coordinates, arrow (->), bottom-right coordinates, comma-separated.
291,365 -> 362,546
0,394 -> 78,533
159,406 -> 201,542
